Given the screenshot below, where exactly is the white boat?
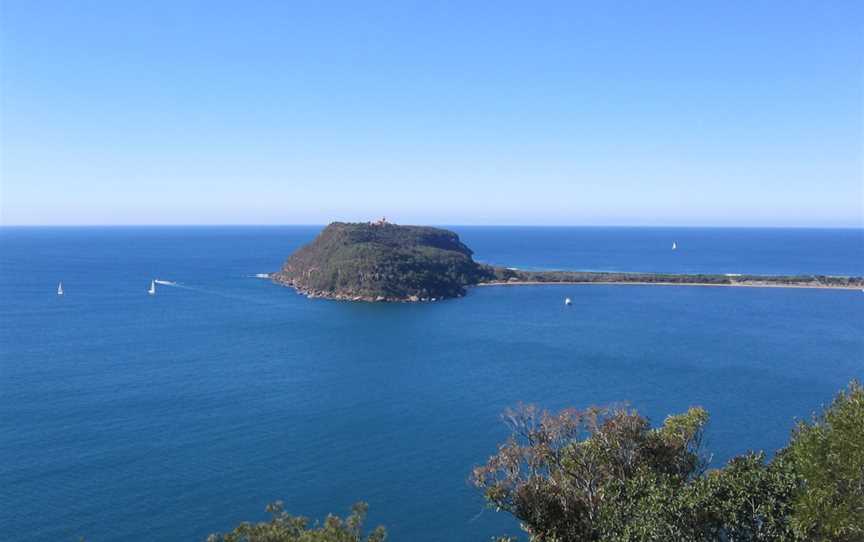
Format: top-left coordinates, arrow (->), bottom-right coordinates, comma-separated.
672,241 -> 678,250
564,297 -> 572,306
148,280 -> 156,295
57,282 -> 64,296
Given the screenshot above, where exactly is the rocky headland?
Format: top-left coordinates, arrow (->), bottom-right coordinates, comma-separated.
272,220 -> 494,302
273,221 -> 864,302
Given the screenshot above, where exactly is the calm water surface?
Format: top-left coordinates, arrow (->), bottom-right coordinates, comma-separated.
1,226 -> 862,541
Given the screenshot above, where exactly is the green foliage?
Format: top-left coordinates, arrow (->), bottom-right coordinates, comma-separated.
594,453 -> 799,541
690,453 -> 800,541
472,404 -> 710,541
474,381 -> 864,541
207,501 -> 385,542
274,222 -> 493,300
786,380 -> 864,541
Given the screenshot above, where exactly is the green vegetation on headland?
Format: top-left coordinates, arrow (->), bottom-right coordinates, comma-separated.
272,220 -> 494,301
210,380 -> 864,541
273,221 -> 864,302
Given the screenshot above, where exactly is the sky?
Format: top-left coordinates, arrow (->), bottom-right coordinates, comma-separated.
1,1 -> 862,226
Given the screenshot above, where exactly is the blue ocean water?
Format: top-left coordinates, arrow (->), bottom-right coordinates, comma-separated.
1,226 -> 862,541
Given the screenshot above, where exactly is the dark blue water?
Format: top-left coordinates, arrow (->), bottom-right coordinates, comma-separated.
1,226 -> 862,541
459,226 -> 864,275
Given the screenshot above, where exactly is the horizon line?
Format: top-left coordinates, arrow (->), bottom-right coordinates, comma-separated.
1,223 -> 862,230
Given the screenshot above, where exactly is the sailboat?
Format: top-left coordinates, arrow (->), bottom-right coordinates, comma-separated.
564,297 -> 572,306
672,241 -> 678,250
57,282 -> 64,296
148,280 -> 156,295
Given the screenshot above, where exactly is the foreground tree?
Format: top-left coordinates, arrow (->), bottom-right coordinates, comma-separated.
471,403 -> 710,540
207,501 -> 385,542
786,380 -> 864,541
473,381 -> 863,541
206,382 -> 861,541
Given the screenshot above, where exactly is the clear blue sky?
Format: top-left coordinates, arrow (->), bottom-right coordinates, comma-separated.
1,1 -> 862,226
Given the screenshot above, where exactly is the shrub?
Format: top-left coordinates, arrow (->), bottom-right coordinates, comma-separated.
207,501 -> 385,542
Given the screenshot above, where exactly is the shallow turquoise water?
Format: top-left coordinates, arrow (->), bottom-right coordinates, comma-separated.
1,226 -> 862,541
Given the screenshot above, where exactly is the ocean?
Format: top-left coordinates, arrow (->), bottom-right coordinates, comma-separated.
1,226 -> 862,541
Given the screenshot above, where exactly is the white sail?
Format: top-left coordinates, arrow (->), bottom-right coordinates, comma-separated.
148,280 -> 156,295
57,282 -> 64,296
564,297 -> 572,306
672,241 -> 677,250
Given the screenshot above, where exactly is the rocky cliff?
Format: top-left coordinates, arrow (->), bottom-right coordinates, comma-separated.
272,222 -> 493,302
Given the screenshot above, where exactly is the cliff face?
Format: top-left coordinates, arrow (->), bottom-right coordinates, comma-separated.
272,222 -> 493,301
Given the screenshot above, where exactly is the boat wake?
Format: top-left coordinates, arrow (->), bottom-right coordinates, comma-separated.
155,279 -> 290,307
145,277 -> 289,307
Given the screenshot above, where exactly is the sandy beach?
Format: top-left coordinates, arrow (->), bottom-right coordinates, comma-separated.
476,280 -> 863,291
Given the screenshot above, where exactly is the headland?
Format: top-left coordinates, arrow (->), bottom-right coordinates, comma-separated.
273,221 -> 864,301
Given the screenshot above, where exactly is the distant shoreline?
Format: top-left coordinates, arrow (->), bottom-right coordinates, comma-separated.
269,221 -> 864,302
481,266 -> 864,292
476,280 -> 862,291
